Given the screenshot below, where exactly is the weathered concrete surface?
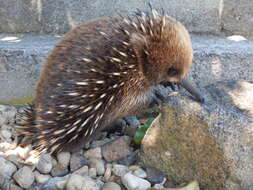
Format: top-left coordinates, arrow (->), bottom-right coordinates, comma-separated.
1,34 -> 253,104
0,0 -> 221,34
221,0 -> 253,40
189,35 -> 253,87
0,34 -> 60,104
141,80 -> 253,190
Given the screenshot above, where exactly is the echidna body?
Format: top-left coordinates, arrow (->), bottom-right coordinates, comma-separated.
19,9 -> 193,154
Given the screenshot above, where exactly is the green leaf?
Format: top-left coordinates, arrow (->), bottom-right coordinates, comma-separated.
134,118 -> 155,145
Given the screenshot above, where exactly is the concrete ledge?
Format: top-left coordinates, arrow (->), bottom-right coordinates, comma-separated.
0,34 -> 60,103
0,34 -> 253,103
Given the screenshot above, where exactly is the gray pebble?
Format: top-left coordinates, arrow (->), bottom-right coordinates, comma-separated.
102,182 -> 121,190
117,150 -> 139,166
124,116 -> 140,127
146,167 -> 165,185
74,165 -> 89,176
82,175 -> 100,190
57,151 -> 71,168
36,154 -> 53,174
51,164 -> 69,177
34,170 -> 51,184
0,156 -> 17,179
70,153 -> 89,172
66,174 -> 84,190
13,166 -> 35,189
90,159 -> 105,176
89,168 -> 97,178
84,147 -> 102,160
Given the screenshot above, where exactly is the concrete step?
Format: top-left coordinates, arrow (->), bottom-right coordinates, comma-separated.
0,34 -> 253,104
0,0 -> 252,38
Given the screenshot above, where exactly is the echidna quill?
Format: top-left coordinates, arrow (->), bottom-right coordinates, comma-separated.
18,8 -> 204,155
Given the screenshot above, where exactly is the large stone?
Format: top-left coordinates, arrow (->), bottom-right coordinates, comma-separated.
141,81 -> 253,190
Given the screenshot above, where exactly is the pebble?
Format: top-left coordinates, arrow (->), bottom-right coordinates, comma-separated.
133,168 -> 147,178
102,136 -> 132,162
102,182 -> 121,190
84,147 -> 102,160
0,172 -> 22,190
51,163 -> 69,177
36,153 -> 53,174
121,172 -> 151,190
70,153 -> 89,172
76,175 -> 100,190
74,165 -> 89,176
103,167 -> 112,181
13,166 -> 35,189
146,167 -> 165,185
124,116 -> 140,127
153,183 -> 164,189
66,174 -> 84,190
57,151 -> 71,168
0,105 -> 17,125
34,170 -> 51,184
117,150 -> 139,166
24,153 -> 40,165
89,167 -> 97,178
6,155 -> 22,168
56,180 -> 67,190
95,179 -> 105,189
16,146 -> 32,160
0,142 -> 16,152
90,138 -> 113,148
0,129 -> 12,141
112,164 -> 129,177
90,159 -> 105,176
39,176 -> 69,190
0,156 -> 17,179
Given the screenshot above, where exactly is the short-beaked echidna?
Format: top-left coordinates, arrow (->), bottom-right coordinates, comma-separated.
18,8 -> 203,155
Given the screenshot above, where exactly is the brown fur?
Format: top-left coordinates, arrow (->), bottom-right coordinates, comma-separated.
18,10 -> 193,155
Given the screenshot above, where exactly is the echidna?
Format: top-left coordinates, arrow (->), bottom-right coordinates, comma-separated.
18,7 -> 204,155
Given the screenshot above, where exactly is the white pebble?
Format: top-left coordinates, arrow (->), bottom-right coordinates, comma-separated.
112,164 -> 129,177
133,168 -> 147,178
121,172 -> 151,190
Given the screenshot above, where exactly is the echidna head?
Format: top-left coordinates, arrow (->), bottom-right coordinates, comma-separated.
130,11 -> 193,85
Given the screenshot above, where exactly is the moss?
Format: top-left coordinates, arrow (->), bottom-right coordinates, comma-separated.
8,95 -> 34,105
141,107 -> 231,190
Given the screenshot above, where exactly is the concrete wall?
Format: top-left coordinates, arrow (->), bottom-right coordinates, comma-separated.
0,0 -> 252,38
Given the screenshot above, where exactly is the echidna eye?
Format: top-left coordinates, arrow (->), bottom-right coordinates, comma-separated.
167,68 -> 179,76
